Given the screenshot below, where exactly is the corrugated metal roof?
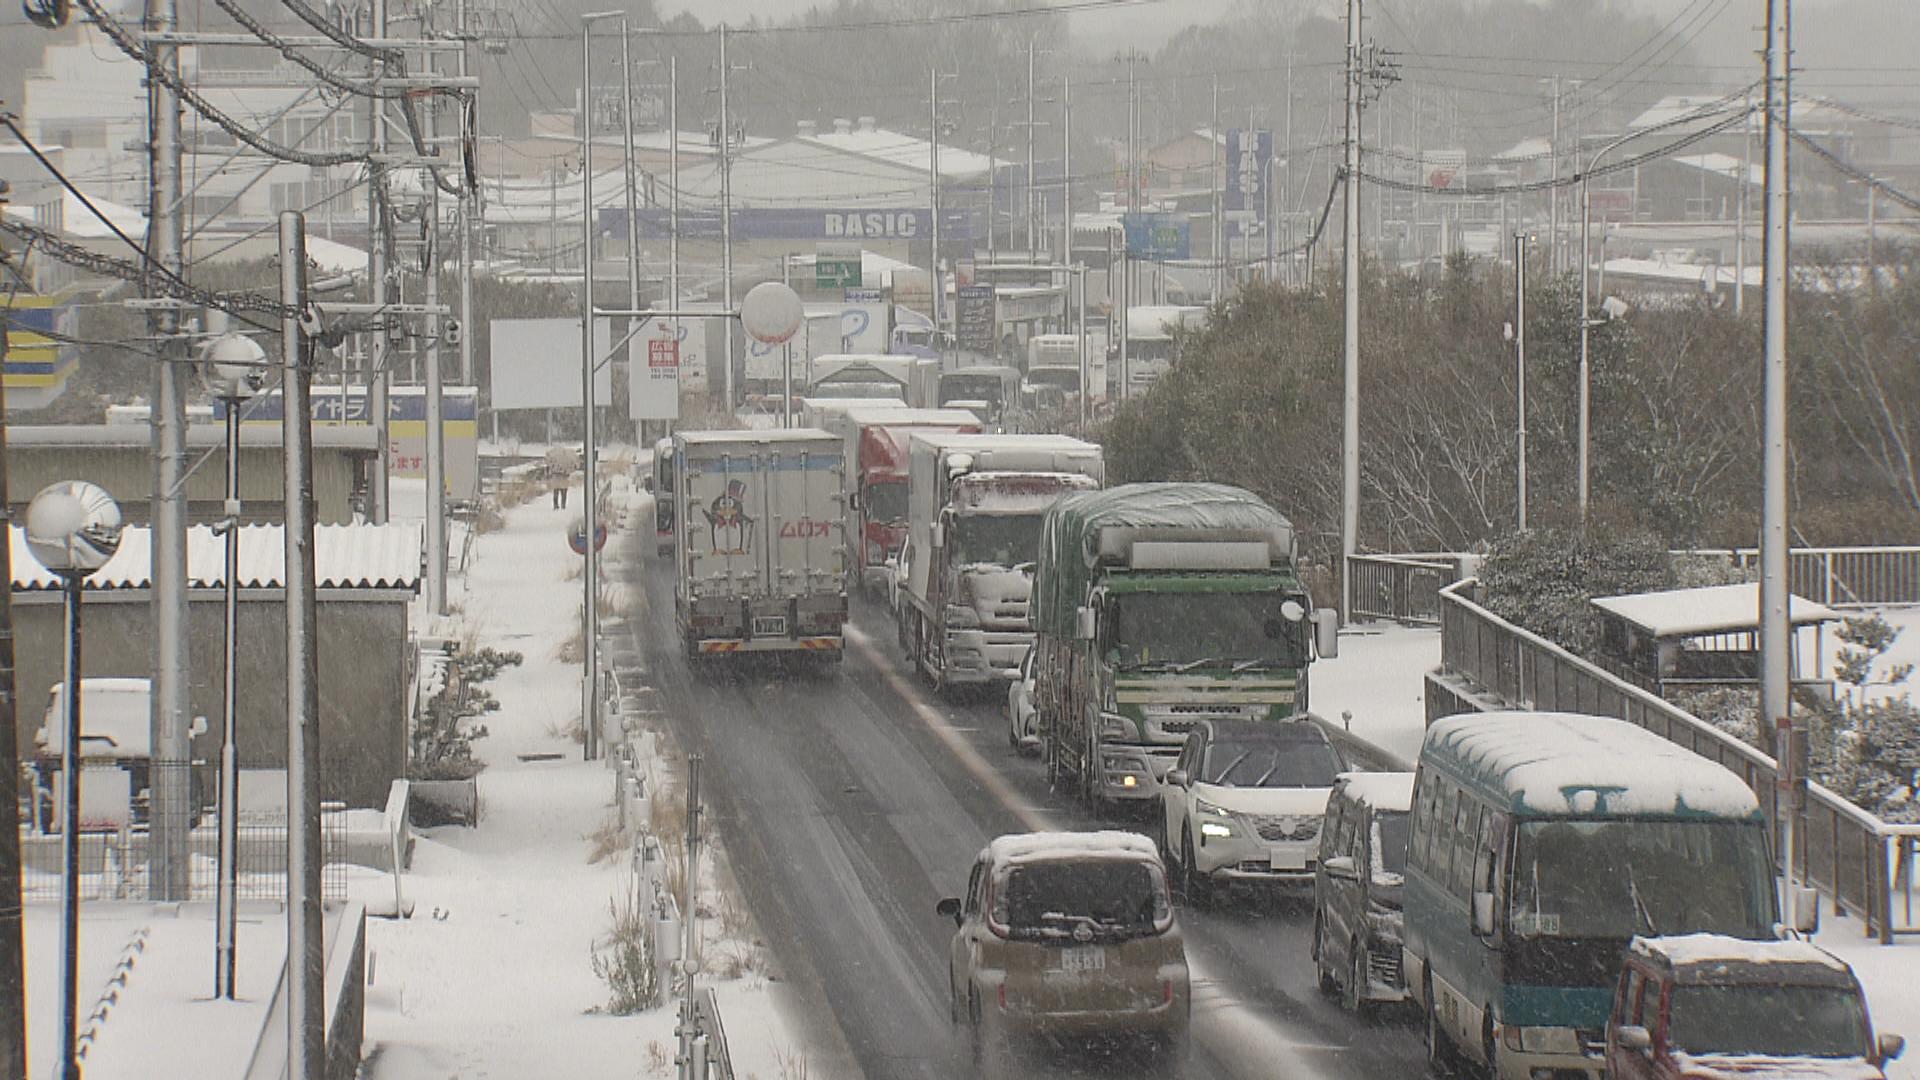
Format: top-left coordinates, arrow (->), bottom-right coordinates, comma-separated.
11,523 -> 422,592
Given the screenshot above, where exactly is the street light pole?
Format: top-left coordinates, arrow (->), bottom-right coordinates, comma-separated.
1514,234 -> 1529,532
581,11 -> 623,763
201,333 -> 265,1001
25,481 -> 124,1080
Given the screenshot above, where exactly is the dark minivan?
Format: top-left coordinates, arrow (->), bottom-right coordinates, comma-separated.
1312,771 -> 1415,1015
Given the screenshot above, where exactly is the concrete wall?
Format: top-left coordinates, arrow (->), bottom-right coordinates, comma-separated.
12,589 -> 410,808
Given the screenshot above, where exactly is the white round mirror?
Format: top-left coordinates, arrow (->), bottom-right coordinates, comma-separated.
740,281 -> 803,346
1279,599 -> 1307,623
25,480 -> 124,577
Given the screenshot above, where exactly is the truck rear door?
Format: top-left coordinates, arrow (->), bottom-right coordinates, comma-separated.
682,443 -> 768,594
764,438 -> 845,601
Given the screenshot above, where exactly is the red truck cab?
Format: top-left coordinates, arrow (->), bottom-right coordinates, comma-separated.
843,405 -> 981,595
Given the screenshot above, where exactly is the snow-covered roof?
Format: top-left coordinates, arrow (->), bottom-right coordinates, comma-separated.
5,424 -> 378,451
1669,152 -> 1765,187
676,428 -> 836,446
10,523 -> 423,592
1493,136 -> 1552,162
798,125 -> 996,180
1336,771 -> 1416,813
1592,583 -> 1838,638
3,188 -> 146,241
35,678 -> 153,758
984,830 -> 1160,867
1422,712 -> 1764,818
1632,933 -> 1851,974
1600,257 -> 1762,290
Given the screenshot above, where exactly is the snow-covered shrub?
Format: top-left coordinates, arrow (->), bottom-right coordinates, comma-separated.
1478,526 -> 1671,656
590,886 -> 660,1014
411,646 -> 521,781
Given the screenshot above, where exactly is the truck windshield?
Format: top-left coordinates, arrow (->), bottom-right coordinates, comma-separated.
864,481 -> 907,526
941,376 -> 1004,406
951,514 -> 1043,567
1026,368 -> 1081,392
1666,984 -> 1870,1059
1506,820 -> 1773,940
1108,592 -> 1310,669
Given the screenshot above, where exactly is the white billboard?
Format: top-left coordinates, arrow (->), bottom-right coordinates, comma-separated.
488,318 -> 615,410
630,323 -> 683,421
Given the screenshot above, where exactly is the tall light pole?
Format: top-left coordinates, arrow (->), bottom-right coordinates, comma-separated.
24,481 -> 123,1080
201,334 -> 266,1000
1339,0 -> 1362,624
1760,0 -> 1798,929
1513,234 -> 1529,532
581,11 -> 623,763
1578,98 -> 1752,524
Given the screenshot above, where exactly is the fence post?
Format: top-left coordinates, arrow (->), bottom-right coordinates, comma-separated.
1823,550 -> 1836,606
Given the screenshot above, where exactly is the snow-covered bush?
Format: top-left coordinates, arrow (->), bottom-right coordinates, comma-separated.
411,646 -> 521,781
1478,525 -> 1670,656
591,886 -> 660,1014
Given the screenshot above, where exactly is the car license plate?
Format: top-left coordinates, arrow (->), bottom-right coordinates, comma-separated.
1059,946 -> 1106,974
1269,849 -> 1306,871
752,616 -> 786,637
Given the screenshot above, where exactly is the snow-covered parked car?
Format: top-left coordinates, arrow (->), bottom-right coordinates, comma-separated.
1607,933 -> 1904,1080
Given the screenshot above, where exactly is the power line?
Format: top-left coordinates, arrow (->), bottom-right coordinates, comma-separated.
72,0 -> 373,168
209,0 -> 418,100
1789,128 -> 1920,214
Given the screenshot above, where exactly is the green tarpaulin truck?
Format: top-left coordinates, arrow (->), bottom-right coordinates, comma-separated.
1032,482 -> 1340,807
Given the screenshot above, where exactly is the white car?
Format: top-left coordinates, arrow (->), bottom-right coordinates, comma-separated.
1161,718 -> 1345,905
1005,645 -> 1039,752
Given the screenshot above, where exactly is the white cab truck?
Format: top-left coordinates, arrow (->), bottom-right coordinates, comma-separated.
1122,305 -> 1208,393
897,433 -> 1104,692
1024,333 -> 1108,414
671,429 -> 849,662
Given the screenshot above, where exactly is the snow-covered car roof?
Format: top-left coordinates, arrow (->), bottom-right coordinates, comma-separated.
1335,771 -> 1416,813
1631,933 -> 1857,987
37,678 -> 153,759
984,830 -> 1161,868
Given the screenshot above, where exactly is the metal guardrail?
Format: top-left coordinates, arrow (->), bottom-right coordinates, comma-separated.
697,988 -> 736,1080
1435,577 -> 1915,943
1679,546 -> 1920,607
1346,553 -> 1467,626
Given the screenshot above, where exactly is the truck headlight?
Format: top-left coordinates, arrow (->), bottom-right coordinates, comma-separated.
945,604 -> 980,629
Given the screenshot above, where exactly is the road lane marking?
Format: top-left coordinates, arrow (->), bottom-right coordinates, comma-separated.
847,624 -> 1345,1080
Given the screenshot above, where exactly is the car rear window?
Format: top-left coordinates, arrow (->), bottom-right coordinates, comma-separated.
1002,860 -> 1163,940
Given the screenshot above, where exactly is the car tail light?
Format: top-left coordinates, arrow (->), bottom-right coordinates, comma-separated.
997,984 -> 1007,1011
1162,979 -> 1173,1005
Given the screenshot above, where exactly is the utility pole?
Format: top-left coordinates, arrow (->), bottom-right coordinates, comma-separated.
423,17 -> 447,618
1736,90 -> 1752,316
146,0 -> 192,903
1209,76 -> 1220,302
368,0 -> 392,524
1061,75 -> 1072,268
669,55 -> 679,328
1338,0 -> 1362,625
1546,75 -> 1563,273
929,67 -> 943,332
581,11 -> 620,764
1514,234 -> 1529,532
718,24 -> 737,413
1760,0 -> 1799,930
457,0 -> 475,387
280,210 -> 325,1080
0,189 -> 25,1080
619,27 -> 641,317
1026,38 -> 1038,253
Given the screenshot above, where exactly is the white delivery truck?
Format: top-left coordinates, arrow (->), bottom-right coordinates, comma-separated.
671,429 -> 849,663
1024,333 -> 1108,418
897,433 -> 1103,692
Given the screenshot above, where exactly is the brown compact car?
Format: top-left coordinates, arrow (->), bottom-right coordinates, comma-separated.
938,830 -> 1191,1069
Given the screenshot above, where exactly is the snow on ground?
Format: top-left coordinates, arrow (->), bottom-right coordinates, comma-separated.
360,471 -> 818,1079
1315,621 -> 1439,766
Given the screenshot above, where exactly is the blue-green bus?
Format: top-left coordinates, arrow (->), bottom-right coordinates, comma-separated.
1403,711 -> 1799,1080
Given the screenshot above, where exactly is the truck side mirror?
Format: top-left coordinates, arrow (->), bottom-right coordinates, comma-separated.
1313,608 -> 1340,659
1615,1024 -> 1653,1053
1878,1033 -> 1905,1063
1322,855 -> 1359,881
930,522 -> 945,549
1471,891 -> 1496,937
1791,886 -> 1820,934
1166,768 -> 1189,789
936,897 -> 962,927
848,490 -> 861,511
1075,606 -> 1096,642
